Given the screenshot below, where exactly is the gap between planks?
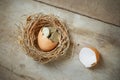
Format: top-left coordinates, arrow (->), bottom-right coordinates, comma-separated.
33,0 -> 120,27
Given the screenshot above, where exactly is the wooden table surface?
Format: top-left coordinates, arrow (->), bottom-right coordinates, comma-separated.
0,0 -> 120,80
37,0 -> 120,26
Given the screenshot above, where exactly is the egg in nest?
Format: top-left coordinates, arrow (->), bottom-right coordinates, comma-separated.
38,27 -> 60,52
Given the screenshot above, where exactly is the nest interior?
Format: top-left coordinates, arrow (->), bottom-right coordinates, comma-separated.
22,13 -> 70,63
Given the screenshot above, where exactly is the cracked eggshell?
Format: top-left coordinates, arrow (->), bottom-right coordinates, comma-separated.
37,29 -> 58,52
79,47 -> 100,68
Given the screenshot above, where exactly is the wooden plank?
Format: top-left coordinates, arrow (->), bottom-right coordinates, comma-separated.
36,0 -> 120,26
0,0 -> 120,80
0,65 -> 35,80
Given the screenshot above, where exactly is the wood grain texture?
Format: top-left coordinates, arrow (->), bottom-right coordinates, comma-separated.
0,64 -> 36,80
37,0 -> 120,26
0,0 -> 120,80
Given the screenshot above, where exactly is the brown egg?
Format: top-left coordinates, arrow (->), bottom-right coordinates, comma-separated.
79,47 -> 100,68
37,28 -> 58,52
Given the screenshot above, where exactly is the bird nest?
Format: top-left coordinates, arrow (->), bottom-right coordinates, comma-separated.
20,13 -> 70,63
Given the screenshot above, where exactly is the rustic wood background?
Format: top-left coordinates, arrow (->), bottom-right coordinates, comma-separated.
0,0 -> 120,80
37,0 -> 120,26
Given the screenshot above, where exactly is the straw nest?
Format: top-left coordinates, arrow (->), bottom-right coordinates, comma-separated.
21,13 -> 70,63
